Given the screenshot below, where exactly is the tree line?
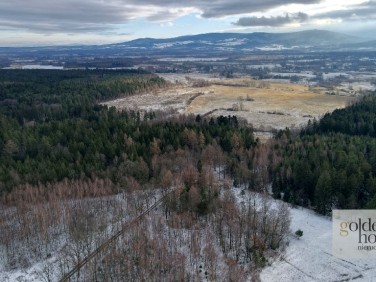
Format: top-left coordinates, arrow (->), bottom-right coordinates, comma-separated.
271,93 -> 376,214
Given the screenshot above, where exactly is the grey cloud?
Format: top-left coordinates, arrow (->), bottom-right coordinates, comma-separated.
0,1 -> 126,23
199,0 -> 319,18
313,1 -> 376,21
0,20 -> 114,33
0,0 -> 135,33
146,10 -> 182,22
232,1 -> 376,28
234,13 -> 309,27
128,0 -> 321,18
0,0 -> 323,33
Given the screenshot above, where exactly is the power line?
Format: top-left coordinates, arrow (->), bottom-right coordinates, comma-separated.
59,189 -> 175,282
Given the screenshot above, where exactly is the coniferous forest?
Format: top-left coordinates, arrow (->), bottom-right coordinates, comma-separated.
0,69 -> 257,198
271,95 -> 376,214
1,70 -> 287,281
1,69 -> 375,280
3,69 -> 375,214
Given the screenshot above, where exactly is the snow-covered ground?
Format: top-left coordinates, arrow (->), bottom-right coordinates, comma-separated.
3,183 -> 376,281
4,64 -> 64,70
260,206 -> 376,282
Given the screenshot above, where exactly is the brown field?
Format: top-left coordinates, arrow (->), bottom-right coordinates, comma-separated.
103,76 -> 354,135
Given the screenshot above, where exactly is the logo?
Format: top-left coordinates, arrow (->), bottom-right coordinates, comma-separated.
333,210 -> 376,258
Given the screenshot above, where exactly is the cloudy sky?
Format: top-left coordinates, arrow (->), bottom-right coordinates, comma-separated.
0,0 -> 375,46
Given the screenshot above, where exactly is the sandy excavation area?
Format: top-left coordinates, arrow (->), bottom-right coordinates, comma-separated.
103,75 -> 354,133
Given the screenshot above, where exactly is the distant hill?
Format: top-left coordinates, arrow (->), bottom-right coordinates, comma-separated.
111,30 -> 362,54
119,29 -> 359,48
343,39 -> 376,50
0,29 -> 373,57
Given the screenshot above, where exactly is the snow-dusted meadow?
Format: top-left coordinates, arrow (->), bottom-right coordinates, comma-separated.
260,206 -> 376,282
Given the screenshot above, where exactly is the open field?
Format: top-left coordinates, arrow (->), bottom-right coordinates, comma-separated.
104,75 -> 355,134
260,206 -> 376,282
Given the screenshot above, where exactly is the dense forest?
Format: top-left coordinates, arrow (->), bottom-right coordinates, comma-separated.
0,70 -> 259,200
3,69 -> 375,280
0,70 -> 260,198
0,69 -> 168,194
271,94 -> 376,214
0,70 -> 292,281
2,69 -> 375,214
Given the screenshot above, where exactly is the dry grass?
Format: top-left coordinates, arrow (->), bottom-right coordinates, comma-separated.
103,78 -> 354,132
184,81 -> 353,130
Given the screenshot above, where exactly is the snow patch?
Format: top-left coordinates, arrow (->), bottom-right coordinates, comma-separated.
260,206 -> 376,282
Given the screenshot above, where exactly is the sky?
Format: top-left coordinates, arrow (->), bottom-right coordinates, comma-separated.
0,0 -> 375,46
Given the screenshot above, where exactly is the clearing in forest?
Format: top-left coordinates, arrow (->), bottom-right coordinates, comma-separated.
104,76 -> 354,134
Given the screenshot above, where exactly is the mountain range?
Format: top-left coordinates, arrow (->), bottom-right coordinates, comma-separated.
0,30 -> 374,57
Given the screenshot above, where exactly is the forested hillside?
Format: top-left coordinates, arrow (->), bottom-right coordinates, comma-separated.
271,94 -> 376,214
0,70 -> 292,281
2,69 -> 375,214
0,70 -> 260,198
5,69 -> 374,280
306,95 -> 376,137
0,70 -> 166,194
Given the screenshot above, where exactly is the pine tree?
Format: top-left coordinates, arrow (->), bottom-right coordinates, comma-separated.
314,171 -> 332,214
